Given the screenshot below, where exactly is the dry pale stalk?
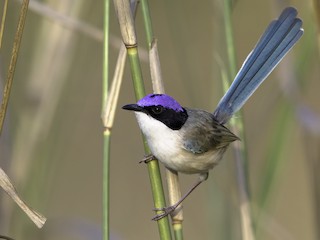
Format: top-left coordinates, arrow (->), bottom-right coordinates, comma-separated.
0,168 -> 46,228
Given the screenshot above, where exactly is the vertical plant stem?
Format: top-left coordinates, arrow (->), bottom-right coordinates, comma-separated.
140,0 -> 153,48
0,0 -> 29,135
102,33 -> 127,240
172,220 -> 183,240
223,0 -> 237,82
140,0 -> 183,239
223,1 -> 255,240
113,0 -> 172,238
127,48 -> 146,99
103,130 -> 110,240
102,0 -> 110,239
127,44 -> 172,240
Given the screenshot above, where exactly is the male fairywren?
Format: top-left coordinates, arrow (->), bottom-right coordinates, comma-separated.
123,7 -> 303,220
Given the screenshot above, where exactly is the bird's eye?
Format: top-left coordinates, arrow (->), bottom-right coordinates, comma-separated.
151,106 -> 163,114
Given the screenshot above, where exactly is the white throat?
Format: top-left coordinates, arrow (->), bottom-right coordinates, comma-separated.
135,112 -> 181,162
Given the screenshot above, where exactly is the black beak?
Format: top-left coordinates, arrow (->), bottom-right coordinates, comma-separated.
122,104 -> 144,112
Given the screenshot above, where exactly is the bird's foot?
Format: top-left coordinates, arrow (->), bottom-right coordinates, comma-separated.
152,205 -> 178,221
139,154 -> 156,164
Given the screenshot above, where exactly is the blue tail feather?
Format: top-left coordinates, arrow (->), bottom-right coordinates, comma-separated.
214,7 -> 303,124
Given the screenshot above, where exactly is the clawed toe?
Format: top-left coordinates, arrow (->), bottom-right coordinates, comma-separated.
139,154 -> 156,164
152,206 -> 176,221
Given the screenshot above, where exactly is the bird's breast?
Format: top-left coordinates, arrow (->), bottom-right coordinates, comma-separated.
135,112 -> 226,174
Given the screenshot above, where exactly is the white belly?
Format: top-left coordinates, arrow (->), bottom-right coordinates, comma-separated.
135,112 -> 223,174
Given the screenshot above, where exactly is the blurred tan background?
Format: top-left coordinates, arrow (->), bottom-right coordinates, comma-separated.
0,0 -> 319,239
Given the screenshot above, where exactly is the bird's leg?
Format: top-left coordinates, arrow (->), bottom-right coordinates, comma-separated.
139,154 -> 156,164
152,172 -> 208,221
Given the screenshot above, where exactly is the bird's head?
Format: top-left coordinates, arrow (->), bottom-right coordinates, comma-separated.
122,94 -> 188,130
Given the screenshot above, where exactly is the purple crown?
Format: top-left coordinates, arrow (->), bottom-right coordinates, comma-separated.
137,94 -> 183,112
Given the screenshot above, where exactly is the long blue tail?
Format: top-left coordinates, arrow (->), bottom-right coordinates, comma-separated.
213,7 -> 303,124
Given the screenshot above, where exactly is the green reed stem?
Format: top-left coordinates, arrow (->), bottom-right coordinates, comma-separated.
140,0 -> 153,48
127,47 -> 172,240
113,0 -> 172,238
140,0 -> 183,239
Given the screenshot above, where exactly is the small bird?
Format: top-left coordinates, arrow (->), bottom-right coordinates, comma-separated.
123,7 -> 303,220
